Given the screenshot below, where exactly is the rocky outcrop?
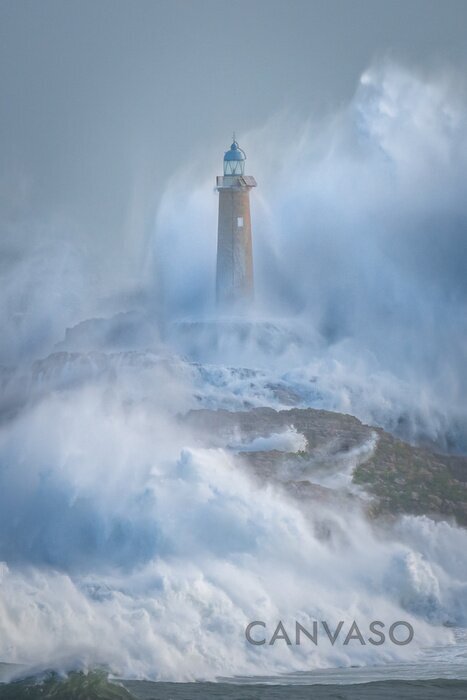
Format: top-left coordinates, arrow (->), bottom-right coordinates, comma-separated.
184,407 -> 467,527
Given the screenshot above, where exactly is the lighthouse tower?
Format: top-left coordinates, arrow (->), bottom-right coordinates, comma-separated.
216,138 -> 257,309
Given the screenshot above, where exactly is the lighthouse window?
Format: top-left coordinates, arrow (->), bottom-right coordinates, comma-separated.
237,217 -> 244,228
224,159 -> 245,176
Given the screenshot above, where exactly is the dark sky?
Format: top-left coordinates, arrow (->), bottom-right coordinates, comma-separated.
1,0 -> 467,283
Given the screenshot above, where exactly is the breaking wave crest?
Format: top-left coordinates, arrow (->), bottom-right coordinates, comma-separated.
0,61 -> 467,682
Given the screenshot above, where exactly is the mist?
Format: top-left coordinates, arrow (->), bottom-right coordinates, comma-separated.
153,61 -> 467,449
0,372 -> 463,679
1,55 -> 467,682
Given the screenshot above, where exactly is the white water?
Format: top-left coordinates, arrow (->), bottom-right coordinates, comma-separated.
0,341 -> 466,681
0,61 -> 467,682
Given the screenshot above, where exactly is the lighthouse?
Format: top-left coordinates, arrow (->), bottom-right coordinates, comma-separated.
216,138 -> 257,309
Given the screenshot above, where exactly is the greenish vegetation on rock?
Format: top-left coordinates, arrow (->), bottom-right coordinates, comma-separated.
185,407 -> 467,526
353,429 -> 467,525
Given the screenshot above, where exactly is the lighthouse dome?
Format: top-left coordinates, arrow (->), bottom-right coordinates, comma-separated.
224,140 -> 246,161
223,140 -> 246,175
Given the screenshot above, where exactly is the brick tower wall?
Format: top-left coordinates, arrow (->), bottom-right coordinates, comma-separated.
216,185 -> 254,307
